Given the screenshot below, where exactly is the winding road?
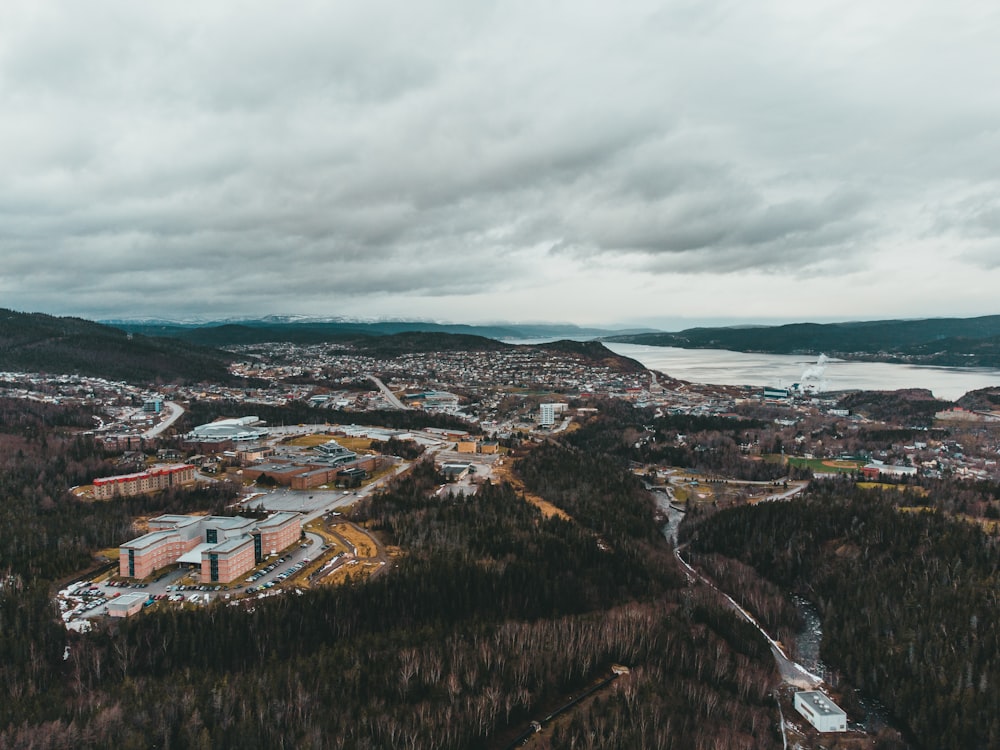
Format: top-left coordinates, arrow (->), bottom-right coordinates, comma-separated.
143,400 -> 185,438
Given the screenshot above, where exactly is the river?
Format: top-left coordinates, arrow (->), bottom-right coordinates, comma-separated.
606,342 -> 1000,401
654,488 -> 904,738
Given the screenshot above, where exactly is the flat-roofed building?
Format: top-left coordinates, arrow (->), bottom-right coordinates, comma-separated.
793,691 -> 847,733
456,438 -> 479,453
255,511 -> 302,557
120,529 -> 201,579
862,462 -> 918,479
202,535 -> 256,584
93,463 -> 195,500
441,462 -> 472,481
119,512 -> 302,580
108,593 -> 148,618
539,403 -> 567,427
289,455 -> 379,490
237,444 -> 274,466
241,462 -> 311,485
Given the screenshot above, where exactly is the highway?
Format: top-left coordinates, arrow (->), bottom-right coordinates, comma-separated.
143,400 -> 185,438
369,375 -> 409,409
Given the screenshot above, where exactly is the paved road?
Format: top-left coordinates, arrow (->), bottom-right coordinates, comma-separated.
144,401 -> 185,438
145,401 -> 184,437
369,375 -> 409,410
674,545 -> 822,688
760,482 -> 809,502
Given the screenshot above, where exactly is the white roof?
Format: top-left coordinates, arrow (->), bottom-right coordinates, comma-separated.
178,542 -> 215,564
796,691 -> 846,717
108,593 -> 147,610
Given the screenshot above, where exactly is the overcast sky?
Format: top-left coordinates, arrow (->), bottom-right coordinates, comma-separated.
2,1 -> 999,329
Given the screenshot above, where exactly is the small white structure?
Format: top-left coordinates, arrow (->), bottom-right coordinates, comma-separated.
108,593 -> 148,618
794,691 -> 847,733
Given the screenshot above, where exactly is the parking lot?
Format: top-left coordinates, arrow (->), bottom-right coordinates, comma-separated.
58,531 -> 327,628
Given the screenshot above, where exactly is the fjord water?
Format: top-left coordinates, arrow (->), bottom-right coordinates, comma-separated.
606,343 -> 1000,401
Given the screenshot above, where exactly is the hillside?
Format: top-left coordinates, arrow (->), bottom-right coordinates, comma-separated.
608,315 -> 1000,366
836,388 -> 952,427
0,309 -> 237,384
349,330 -> 512,356
108,318 -> 651,346
106,319 -> 649,375
537,339 -> 647,373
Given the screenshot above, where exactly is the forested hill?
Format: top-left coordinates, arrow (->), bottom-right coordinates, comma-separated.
537,339 -> 647,373
0,406 -> 784,749
607,314 -> 1000,367
111,317 -> 649,374
0,309 -> 237,384
108,318 -> 647,346
685,485 -> 1000,750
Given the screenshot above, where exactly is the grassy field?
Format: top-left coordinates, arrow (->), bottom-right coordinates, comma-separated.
334,523 -> 379,558
859,482 -> 929,496
320,559 -> 379,585
787,457 -> 864,474
492,458 -> 573,520
284,434 -> 374,452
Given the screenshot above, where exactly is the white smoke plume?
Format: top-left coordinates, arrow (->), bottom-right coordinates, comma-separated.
799,354 -> 829,392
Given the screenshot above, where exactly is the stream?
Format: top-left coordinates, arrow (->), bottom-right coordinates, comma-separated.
654,487 -> 904,738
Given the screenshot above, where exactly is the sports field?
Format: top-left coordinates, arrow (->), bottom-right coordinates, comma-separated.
786,457 -> 865,473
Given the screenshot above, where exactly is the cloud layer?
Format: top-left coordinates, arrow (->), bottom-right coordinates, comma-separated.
2,0 -> 999,325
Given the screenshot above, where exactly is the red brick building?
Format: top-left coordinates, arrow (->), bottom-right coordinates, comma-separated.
255,512 -> 303,558
94,464 -> 195,500
119,512 -> 302,582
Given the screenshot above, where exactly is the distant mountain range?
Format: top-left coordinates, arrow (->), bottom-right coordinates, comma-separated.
0,310 -> 645,384
103,317 -> 656,346
8,309 -> 1000,385
606,315 -> 1000,368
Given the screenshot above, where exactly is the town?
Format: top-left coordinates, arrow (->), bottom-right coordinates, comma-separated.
3,334 -> 1000,749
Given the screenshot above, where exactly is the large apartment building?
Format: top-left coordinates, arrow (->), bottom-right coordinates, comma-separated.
93,464 -> 195,500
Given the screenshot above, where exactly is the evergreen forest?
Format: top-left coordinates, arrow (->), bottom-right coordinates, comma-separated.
684,482 -> 1000,750
0,399 -> 783,749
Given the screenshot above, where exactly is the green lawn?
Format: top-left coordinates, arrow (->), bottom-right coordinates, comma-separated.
787,456 -> 864,474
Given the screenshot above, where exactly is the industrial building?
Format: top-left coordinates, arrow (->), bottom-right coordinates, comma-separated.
93,464 -> 195,500
456,438 -> 500,454
119,512 -> 302,583
406,391 -> 460,411
441,462 -> 473,481
861,461 -> 918,480
793,691 -> 847,733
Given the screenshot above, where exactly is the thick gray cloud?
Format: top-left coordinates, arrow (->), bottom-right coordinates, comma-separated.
1,0 -> 999,324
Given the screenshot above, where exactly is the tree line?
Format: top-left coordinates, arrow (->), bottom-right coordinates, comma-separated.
684,481 -> 1000,750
